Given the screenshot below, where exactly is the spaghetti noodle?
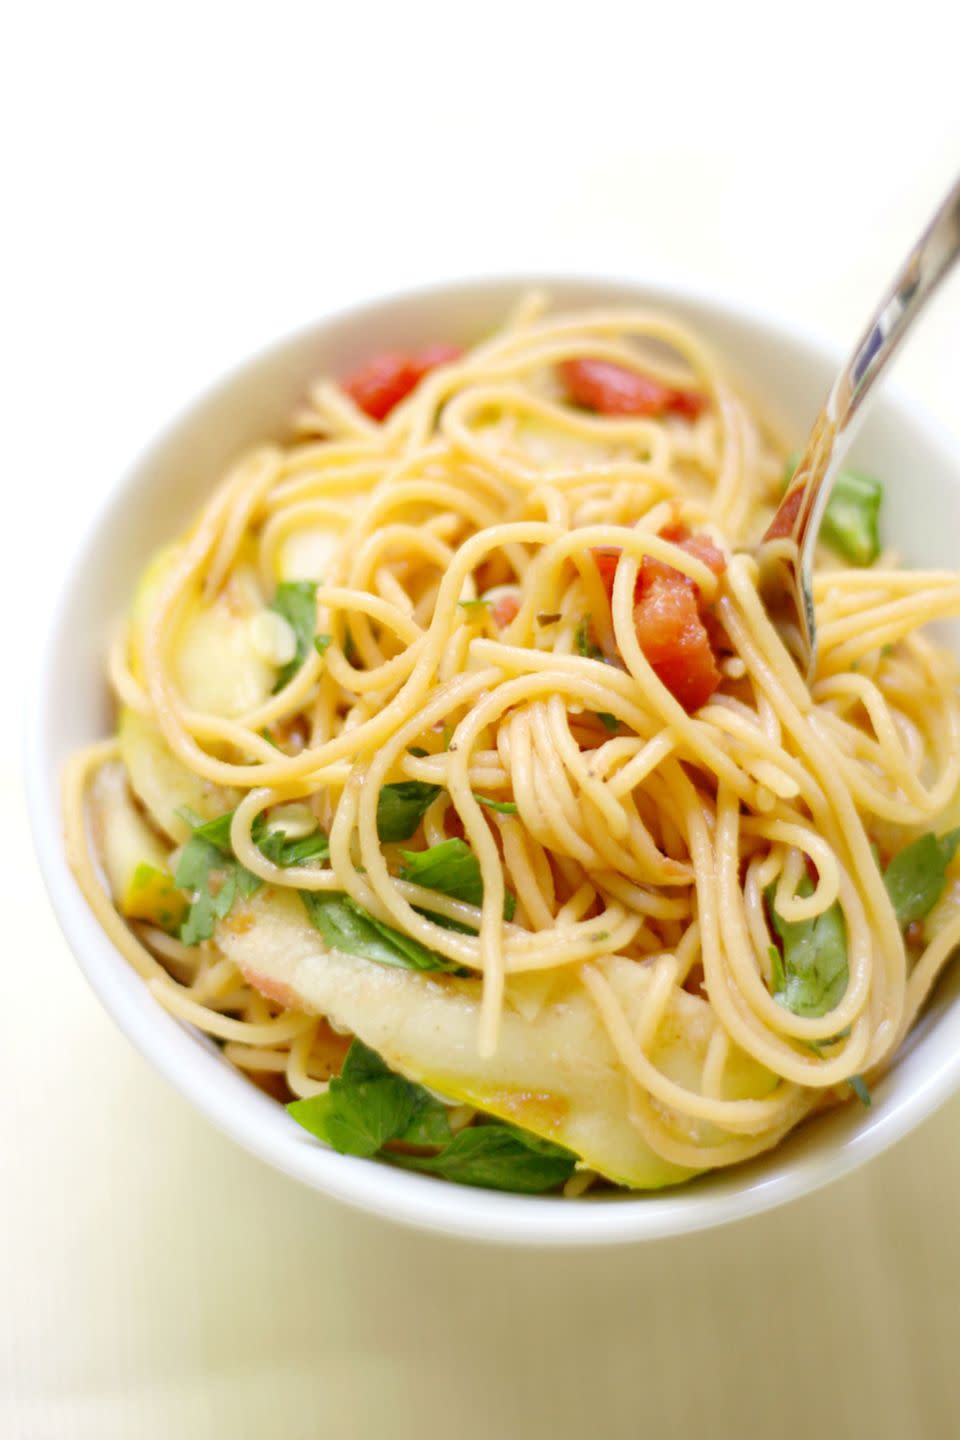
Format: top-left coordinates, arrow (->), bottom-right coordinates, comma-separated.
65,295 -> 960,1193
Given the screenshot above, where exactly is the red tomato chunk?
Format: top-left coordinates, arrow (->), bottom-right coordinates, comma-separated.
491,594 -> 521,628
560,358 -> 706,421
342,344 -> 463,421
593,526 -> 726,711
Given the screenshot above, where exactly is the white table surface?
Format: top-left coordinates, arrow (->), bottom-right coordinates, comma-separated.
5,5 -> 960,1436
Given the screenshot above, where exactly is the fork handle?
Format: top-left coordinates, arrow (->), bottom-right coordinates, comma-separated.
764,173 -> 960,675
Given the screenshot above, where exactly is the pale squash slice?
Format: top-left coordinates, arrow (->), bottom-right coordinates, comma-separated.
217,887 -> 777,1189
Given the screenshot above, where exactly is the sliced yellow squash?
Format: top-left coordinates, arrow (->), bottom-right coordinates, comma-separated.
119,708 -> 238,843
216,887 -> 777,1188
92,762 -> 185,931
128,543 -> 276,717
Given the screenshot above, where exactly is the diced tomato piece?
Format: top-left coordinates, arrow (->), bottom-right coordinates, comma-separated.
592,526 -> 726,711
640,526 -> 726,593
764,483 -> 805,541
592,528 -> 726,604
410,343 -> 462,379
560,358 -> 706,420
593,548 -> 622,599
491,594 -> 520,628
633,579 -> 721,711
342,343 -> 463,421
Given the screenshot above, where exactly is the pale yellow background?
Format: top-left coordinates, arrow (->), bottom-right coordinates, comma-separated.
5,5 -> 960,1437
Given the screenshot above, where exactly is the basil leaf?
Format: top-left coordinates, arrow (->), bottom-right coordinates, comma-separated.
314,633 -> 333,655
376,780 -> 442,842
271,580 -> 318,690
784,455 -> 882,567
390,1122 -> 577,1193
883,829 -> 960,928
399,837 -> 516,921
766,878 -> 848,1018
299,891 -> 459,972
341,1042 -> 453,1145
596,711 -> 619,732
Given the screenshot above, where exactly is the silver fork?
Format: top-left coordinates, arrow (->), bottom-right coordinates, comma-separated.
757,174 -> 960,679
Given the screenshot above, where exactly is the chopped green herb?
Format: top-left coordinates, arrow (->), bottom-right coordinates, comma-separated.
768,943 -> 785,995
314,633 -> 333,656
473,793 -> 519,814
259,727 -> 280,748
399,838 -> 483,906
883,829 -> 960,928
174,809 -> 262,945
458,597 -> 491,613
575,614 -> 603,660
596,711 -> 619,732
343,629 -> 357,665
173,805 -> 329,943
848,1074 -> 872,1107
288,1040 -> 452,1156
376,781 -> 442,843
287,1040 -> 576,1193
766,877 -> 848,1018
390,1121 -> 577,1193
299,892 -> 459,972
270,580 -> 319,690
257,827 -> 330,868
407,746 -> 430,758
442,723 -> 454,751
399,838 -> 516,921
784,454 -> 882,567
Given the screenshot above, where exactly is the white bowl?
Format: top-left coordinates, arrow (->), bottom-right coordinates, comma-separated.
26,275 -> 960,1245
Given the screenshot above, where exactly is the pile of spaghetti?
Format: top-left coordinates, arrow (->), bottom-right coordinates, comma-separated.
67,296 -> 960,1195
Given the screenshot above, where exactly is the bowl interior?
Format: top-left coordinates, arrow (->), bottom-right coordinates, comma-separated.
27,275 -> 960,1244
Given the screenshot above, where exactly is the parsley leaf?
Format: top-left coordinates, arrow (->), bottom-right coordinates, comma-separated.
766,878 -> 848,1018
287,1041 -> 438,1156
883,829 -> 960,928
257,827 -> 330,868
399,837 -> 516,921
376,781 -> 442,842
287,1040 -> 575,1192
174,806 -> 328,944
473,793 -> 519,814
575,614 -> 603,660
270,580 -> 319,690
391,1122 -> 577,1193
399,838 -> 483,906
299,891 -> 460,972
174,816 -> 261,946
